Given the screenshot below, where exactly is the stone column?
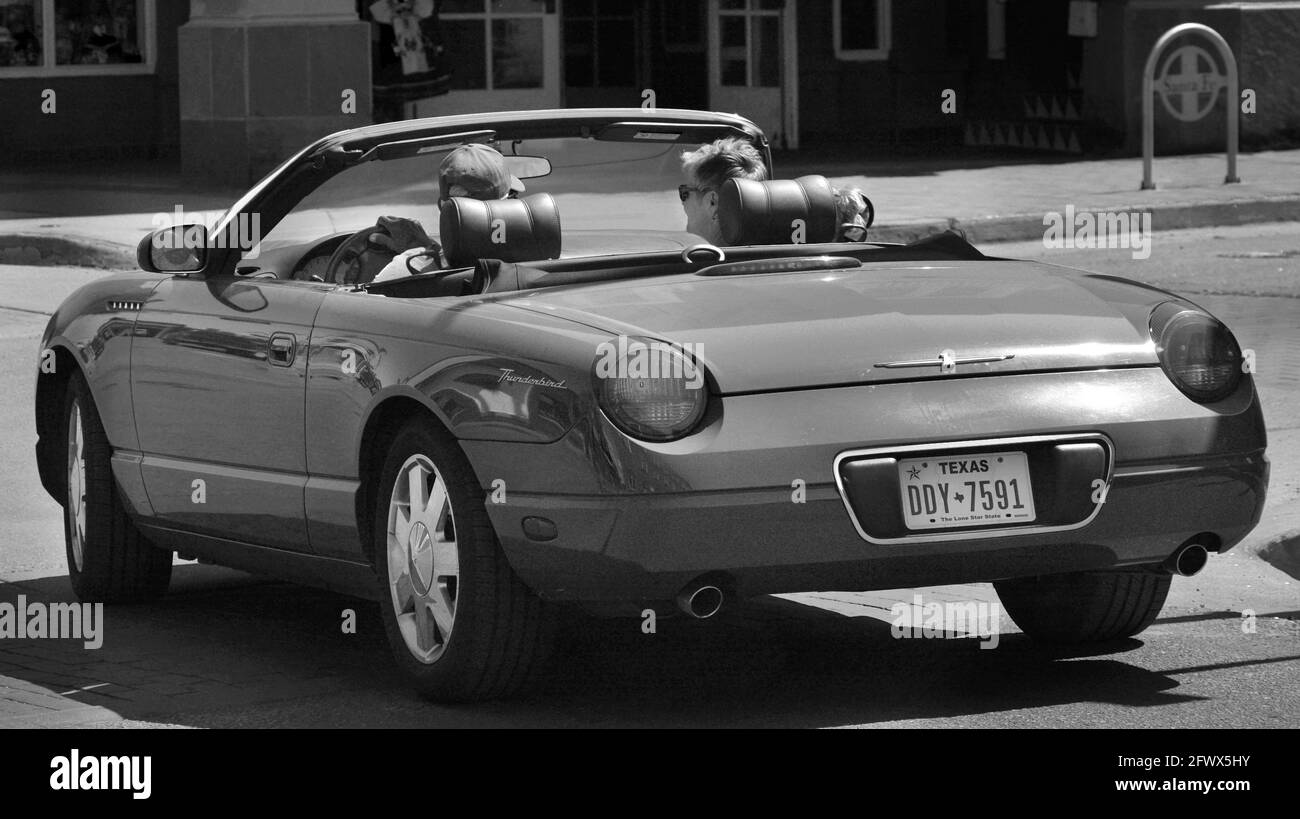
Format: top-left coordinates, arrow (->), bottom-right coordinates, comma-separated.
179,0 -> 372,185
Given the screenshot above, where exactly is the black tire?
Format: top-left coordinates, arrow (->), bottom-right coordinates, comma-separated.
62,372 -> 172,602
994,568 -> 1171,644
373,419 -> 554,701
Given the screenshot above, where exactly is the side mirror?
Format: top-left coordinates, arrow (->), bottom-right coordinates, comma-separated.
138,224 -> 208,274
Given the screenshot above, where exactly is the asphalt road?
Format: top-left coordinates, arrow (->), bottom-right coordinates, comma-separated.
0,223 -> 1296,728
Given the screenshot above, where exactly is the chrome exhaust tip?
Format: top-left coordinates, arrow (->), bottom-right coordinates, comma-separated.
1165,542 -> 1210,577
676,583 -> 724,619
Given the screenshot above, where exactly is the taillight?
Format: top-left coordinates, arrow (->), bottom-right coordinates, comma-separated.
594,337 -> 708,442
1150,303 -> 1244,403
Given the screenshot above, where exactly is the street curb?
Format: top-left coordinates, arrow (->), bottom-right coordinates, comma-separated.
1,195 -> 1296,269
0,233 -> 136,270
0,700 -> 125,729
869,195 -> 1300,246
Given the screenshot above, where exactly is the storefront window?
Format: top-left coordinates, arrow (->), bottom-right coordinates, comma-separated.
441,0 -> 545,90
563,0 -> 635,90
661,0 -> 703,51
0,0 -> 43,67
834,0 -> 891,61
54,0 -> 144,65
442,16 -> 487,89
720,14 -> 745,86
0,0 -> 151,73
717,0 -> 781,88
492,17 -> 543,88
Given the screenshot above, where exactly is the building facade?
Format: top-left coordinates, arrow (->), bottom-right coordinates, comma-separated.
1,0 -> 1296,183
0,0 -> 187,162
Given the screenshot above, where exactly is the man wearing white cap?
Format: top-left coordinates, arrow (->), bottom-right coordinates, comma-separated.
369,143 -> 525,281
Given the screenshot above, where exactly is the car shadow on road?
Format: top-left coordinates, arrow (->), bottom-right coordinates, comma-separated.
1259,533 -> 1300,581
1155,609 -> 1300,625
0,566 -> 1239,728
523,598 -> 1207,727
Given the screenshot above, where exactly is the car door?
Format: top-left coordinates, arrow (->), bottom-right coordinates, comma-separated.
130,273 -> 329,552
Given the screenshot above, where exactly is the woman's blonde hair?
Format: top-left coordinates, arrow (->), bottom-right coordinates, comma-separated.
833,187 -> 870,240
680,137 -> 768,191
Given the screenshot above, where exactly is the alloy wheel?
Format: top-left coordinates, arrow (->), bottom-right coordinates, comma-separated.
386,454 -> 459,663
66,398 -> 86,572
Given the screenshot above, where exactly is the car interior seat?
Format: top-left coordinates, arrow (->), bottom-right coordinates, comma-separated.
716,175 -> 839,246
440,193 -> 562,271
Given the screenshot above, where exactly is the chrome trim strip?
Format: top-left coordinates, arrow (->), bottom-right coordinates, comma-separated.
683,243 -> 725,264
1114,466 -> 1203,478
831,432 -> 1115,545
875,354 -> 1015,369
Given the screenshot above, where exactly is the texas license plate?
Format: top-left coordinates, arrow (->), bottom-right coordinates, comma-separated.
897,451 -> 1036,530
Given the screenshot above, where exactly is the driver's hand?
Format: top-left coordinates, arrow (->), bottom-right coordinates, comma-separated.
369,216 -> 431,254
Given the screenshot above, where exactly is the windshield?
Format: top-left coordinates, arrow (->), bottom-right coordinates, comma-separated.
249,135 -> 730,261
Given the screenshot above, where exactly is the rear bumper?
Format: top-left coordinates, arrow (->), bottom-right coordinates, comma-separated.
488,452 -> 1267,601
464,367 -> 1269,603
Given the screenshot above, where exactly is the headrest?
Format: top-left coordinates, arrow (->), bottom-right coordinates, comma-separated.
717,175 -> 838,246
439,193 -> 561,268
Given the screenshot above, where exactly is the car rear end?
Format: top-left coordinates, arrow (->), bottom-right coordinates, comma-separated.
469,256 -> 1268,610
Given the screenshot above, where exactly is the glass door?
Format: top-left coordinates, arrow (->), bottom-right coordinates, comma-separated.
707,0 -> 796,147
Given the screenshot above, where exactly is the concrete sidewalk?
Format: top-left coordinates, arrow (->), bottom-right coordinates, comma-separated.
818,149 -> 1300,242
0,160 -> 238,269
1,149 -> 1296,269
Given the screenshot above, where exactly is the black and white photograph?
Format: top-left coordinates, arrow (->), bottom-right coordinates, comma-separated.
0,0 -> 1296,787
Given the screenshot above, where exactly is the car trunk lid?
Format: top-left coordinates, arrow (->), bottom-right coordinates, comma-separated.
499,259 -> 1159,393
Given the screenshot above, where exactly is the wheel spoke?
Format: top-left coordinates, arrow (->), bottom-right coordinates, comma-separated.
406,464 -> 429,517
431,539 -> 459,580
413,600 -> 438,651
70,408 -> 82,463
395,612 -> 419,652
429,590 -> 454,637
392,504 -> 413,547
424,477 -> 448,531
391,568 -> 415,611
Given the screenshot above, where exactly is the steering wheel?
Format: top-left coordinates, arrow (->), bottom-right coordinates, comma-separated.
323,227 -> 399,286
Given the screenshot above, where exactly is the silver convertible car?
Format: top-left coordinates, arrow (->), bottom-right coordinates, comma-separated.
34,109 -> 1268,701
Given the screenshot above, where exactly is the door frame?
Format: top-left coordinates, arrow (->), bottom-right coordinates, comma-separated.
706,0 -> 800,150
411,1 -> 562,117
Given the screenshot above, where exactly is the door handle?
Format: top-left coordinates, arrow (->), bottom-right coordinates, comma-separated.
268,333 -> 296,367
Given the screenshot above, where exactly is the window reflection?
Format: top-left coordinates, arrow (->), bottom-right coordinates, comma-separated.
0,0 -> 42,67
440,0 -> 545,90
492,17 -> 542,88
55,0 -> 144,65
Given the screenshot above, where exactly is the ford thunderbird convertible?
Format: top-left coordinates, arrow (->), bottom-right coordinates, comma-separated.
34,109 -> 1268,701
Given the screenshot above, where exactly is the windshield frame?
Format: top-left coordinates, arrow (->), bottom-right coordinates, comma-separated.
205,109 -> 770,278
